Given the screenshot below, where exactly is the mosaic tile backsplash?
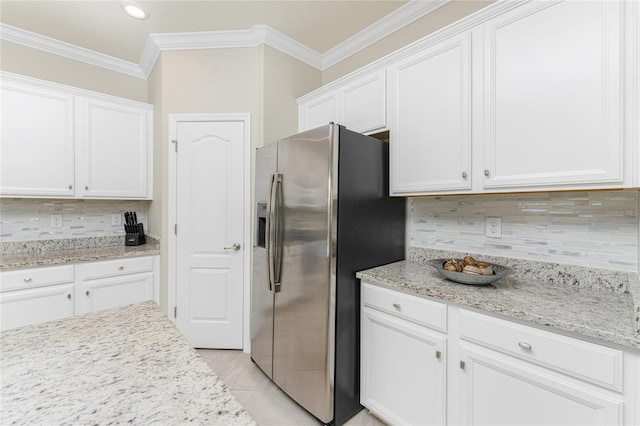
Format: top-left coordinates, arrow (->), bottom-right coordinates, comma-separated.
0,199 -> 150,242
409,190 -> 638,272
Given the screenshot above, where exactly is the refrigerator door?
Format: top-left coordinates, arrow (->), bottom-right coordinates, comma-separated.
251,141 -> 278,379
272,124 -> 337,424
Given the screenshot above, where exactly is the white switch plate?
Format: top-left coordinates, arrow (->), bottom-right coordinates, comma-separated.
486,217 -> 502,238
50,214 -> 63,228
112,213 -> 122,226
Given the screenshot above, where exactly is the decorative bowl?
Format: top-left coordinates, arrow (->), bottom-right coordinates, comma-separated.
426,258 -> 512,285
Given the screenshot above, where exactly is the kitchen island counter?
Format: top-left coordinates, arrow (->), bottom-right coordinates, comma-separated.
0,301 -> 255,425
358,257 -> 640,351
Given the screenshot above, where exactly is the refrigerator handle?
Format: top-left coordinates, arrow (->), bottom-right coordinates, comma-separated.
273,173 -> 283,292
266,174 -> 276,291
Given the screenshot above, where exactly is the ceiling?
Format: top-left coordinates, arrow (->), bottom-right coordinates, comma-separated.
0,1 -> 410,65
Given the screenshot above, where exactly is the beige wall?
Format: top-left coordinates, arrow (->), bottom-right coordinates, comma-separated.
322,0 -> 494,84
262,45 -> 321,145
0,40 -> 147,102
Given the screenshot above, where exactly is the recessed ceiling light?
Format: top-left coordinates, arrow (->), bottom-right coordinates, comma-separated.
121,1 -> 149,20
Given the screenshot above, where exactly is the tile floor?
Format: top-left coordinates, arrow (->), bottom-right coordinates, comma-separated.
197,349 -> 386,426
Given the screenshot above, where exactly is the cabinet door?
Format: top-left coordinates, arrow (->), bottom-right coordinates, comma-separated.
340,70 -> 386,134
361,307 -> 446,426
76,97 -> 151,199
458,343 -> 623,426
76,272 -> 154,315
298,92 -> 338,132
389,32 -> 472,195
482,0 -> 623,190
0,81 -> 75,197
0,284 -> 74,331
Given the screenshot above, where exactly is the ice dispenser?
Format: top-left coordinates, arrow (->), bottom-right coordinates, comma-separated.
256,202 -> 267,248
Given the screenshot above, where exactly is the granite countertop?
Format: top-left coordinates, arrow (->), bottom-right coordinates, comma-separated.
358,249 -> 640,352
0,236 -> 160,271
0,301 -> 256,425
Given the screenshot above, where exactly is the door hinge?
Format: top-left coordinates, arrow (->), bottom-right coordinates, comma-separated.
174,306 -> 177,318
174,224 -> 177,235
172,139 -> 178,153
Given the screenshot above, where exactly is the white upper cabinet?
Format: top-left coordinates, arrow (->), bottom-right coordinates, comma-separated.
298,71 -> 387,135
340,70 -> 386,134
481,0 -> 623,190
76,97 -> 152,198
1,81 -> 75,197
0,73 -> 153,200
298,92 -> 338,132
388,33 -> 472,195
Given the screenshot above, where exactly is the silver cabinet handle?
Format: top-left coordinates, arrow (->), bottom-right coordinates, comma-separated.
484,169 -> 490,177
224,243 -> 241,251
462,172 -> 467,179
519,341 -> 532,351
23,278 -> 32,283
392,303 -> 401,309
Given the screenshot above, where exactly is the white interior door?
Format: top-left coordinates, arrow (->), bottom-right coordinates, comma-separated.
175,120 -> 245,349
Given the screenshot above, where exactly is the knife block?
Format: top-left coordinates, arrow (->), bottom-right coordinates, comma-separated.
125,223 -> 146,246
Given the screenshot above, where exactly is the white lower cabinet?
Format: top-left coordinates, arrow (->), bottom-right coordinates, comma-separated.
0,284 -> 75,331
458,343 -> 622,426
361,283 -> 447,426
75,257 -> 155,315
0,256 -> 158,331
360,282 -> 639,426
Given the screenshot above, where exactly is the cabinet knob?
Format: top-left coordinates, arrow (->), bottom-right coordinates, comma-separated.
518,341 -> 532,351
435,350 -> 441,360
67,294 -> 72,300
86,290 -> 90,296
23,277 -> 32,283
392,303 -> 401,309
68,184 -> 73,190
484,169 -> 490,177
462,172 -> 468,179
85,185 -> 89,190
460,360 -> 466,370
118,266 -> 125,270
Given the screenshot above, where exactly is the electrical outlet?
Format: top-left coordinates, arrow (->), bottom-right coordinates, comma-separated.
50,214 -> 63,228
486,217 -> 502,238
112,213 -> 122,226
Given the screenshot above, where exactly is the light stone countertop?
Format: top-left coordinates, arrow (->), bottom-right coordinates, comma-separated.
357,259 -> 640,352
0,301 -> 256,425
0,236 -> 160,271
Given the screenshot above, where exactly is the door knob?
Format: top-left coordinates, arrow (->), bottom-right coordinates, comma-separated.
224,243 -> 241,251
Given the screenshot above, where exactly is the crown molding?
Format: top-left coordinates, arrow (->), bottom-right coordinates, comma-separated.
0,0 -> 458,79
320,0 -> 451,70
140,25 -> 323,76
0,23 -> 146,79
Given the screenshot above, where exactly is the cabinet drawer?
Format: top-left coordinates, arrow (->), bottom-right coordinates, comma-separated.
79,256 -> 153,280
459,309 -> 623,391
0,265 -> 74,292
362,282 -> 447,332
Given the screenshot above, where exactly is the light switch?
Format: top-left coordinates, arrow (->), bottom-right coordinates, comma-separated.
112,213 -> 122,226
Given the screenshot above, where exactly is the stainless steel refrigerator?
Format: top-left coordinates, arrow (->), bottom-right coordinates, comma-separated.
251,123 -> 405,425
